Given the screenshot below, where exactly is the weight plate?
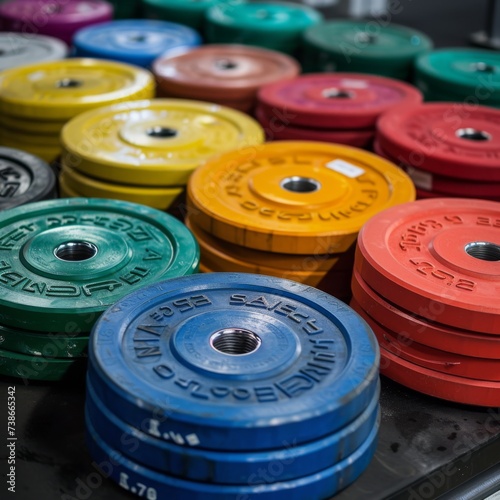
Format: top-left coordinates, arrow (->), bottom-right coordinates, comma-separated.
73,20 -> 201,69
258,73 -> 423,130
378,343 -> 500,407
187,141 -> 415,254
0,147 -> 56,210
377,103 -> 500,181
0,323 -> 88,358
86,377 -> 380,483
0,346 -> 85,381
89,272 -> 379,451
356,198 -> 500,334
256,106 -> 375,148
143,0 -> 223,30
0,32 -> 68,71
414,49 -> 500,101
366,312 -> 500,382
0,59 -> 155,120
0,113 -> 66,135
351,269 -> 500,359
0,128 -> 61,147
58,175 -> 81,199
61,99 -> 264,186
154,44 -> 300,102
373,139 -> 500,199
205,1 -> 322,54
60,166 -> 184,211
0,0 -> 113,45
187,215 -> 341,273
0,198 -> 199,332
301,21 -> 433,77
85,410 -> 378,500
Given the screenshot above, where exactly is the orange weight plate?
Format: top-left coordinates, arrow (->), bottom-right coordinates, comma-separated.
187,141 -> 415,254
356,198 -> 500,334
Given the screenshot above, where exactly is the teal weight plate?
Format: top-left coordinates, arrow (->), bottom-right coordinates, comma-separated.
0,198 -> 199,332
415,48 -> 500,100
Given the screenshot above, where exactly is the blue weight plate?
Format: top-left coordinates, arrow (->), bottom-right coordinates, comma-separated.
72,20 -> 201,68
85,408 -> 379,499
89,273 -> 380,451
86,376 -> 380,484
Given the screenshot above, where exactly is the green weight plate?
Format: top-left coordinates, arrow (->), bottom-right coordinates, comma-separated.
0,198 -> 199,332
206,1 -> 322,54
0,346 -> 85,381
0,323 -> 88,358
415,49 -> 500,101
302,21 -> 432,79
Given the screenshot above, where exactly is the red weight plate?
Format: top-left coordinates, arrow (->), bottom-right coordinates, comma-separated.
350,269 -> 500,359
154,45 -> 300,102
377,103 -> 500,181
379,343 -> 500,407
256,106 -> 375,148
258,73 -> 422,130
374,140 -> 500,199
352,300 -> 500,381
356,198 -> 500,334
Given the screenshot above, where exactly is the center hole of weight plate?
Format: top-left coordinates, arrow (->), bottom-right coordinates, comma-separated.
354,32 -> 378,44
214,58 -> 238,70
281,176 -> 321,193
130,34 -> 147,42
465,241 -> 500,261
455,128 -> 491,141
322,87 -> 354,99
56,78 -> 83,89
54,241 -> 98,262
146,126 -> 178,138
472,62 -> 496,73
210,328 -> 262,356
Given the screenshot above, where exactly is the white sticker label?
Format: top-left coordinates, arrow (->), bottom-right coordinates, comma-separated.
326,159 -> 365,178
405,166 -> 433,191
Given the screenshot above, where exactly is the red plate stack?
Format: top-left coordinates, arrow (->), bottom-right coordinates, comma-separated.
375,102 -> 500,201
351,198 -> 500,407
256,73 -> 422,149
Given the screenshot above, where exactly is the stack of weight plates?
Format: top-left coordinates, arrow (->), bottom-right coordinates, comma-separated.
186,141 -> 415,301
59,99 -> 264,210
153,44 -> 301,112
143,0 -> 226,31
73,19 -> 201,69
351,198 -> 500,407
256,73 -> 422,149
86,272 -> 381,499
205,1 -> 323,55
375,102 -> 500,201
0,0 -> 113,45
0,198 -> 199,382
0,58 -> 155,163
301,21 -> 433,80
414,48 -> 500,105
0,33 -> 68,71
0,148 -> 57,210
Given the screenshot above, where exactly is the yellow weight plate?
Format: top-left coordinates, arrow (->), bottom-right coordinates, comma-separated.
0,114 -> 66,135
188,141 -> 415,254
60,165 -> 184,211
0,58 -> 155,120
61,98 -> 264,186
186,215 -> 343,276
59,174 -> 81,199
